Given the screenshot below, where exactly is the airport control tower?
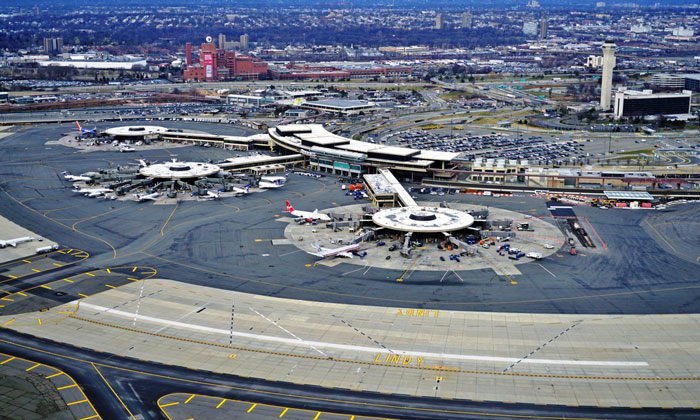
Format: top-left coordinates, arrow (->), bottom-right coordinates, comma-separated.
600,39 -> 616,110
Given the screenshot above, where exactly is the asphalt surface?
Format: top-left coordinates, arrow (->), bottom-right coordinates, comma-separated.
1,122 -> 700,419
1,123 -> 699,315
1,329 -> 698,420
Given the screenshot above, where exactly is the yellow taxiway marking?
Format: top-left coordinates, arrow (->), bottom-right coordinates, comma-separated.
127,277 -> 139,282
184,394 -> 195,404
160,402 -> 179,408
312,412 -> 321,420
78,293 -> 88,298
2,319 -> 15,327
77,415 -> 99,420
1,297 -> 14,302
105,284 -> 116,289
247,403 -> 257,413
91,362 -> 136,420
132,266 -> 138,272
31,269 -> 41,273
37,318 -> 42,325
41,285 -> 52,290
279,408 -> 288,417
106,268 -> 111,274
68,399 -> 88,406
0,356 -> 15,365
8,274 -> 16,279
254,239 -> 263,242
58,384 -> 77,390
17,292 -> 27,296
21,259 -> 31,263
63,278 -> 74,283
46,372 -> 63,379
216,399 -> 227,409
53,263 -> 63,267
85,272 -> 95,277
26,363 -> 41,371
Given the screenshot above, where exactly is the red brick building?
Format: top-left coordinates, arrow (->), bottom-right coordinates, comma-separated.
183,42 -> 268,81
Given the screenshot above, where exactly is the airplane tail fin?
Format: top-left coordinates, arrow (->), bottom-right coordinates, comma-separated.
285,201 -> 294,212
75,121 -> 82,132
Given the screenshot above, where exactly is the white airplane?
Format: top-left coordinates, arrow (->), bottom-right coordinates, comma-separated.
261,174 -> 287,183
119,145 -> 135,153
205,190 -> 221,199
61,171 -> 92,182
285,201 -> 331,222
73,186 -> 112,196
232,185 -> 250,196
134,192 -> 161,202
0,236 -> 34,248
259,179 -> 284,189
311,242 -> 361,259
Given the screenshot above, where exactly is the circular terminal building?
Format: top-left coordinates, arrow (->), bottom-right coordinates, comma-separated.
104,125 -> 168,140
372,206 -> 474,233
139,161 -> 221,180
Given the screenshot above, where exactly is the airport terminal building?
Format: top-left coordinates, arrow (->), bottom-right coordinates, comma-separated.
268,124 -> 459,180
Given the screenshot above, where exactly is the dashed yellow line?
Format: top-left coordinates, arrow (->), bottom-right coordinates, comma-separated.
0,356 -> 15,365
160,402 -> 179,408
46,372 -> 63,379
85,272 -> 95,277
184,394 -> 195,404
105,284 -> 116,289
78,293 -> 88,298
2,319 -> 15,326
246,403 -> 256,413
63,278 -> 74,283
217,399 -> 227,409
41,285 -> 52,290
279,407 -> 288,417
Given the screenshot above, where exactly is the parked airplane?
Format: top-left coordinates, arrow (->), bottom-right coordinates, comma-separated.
261,174 -> 287,183
75,121 -> 96,134
311,242 -> 361,259
205,190 -> 221,199
61,171 -> 92,182
259,179 -> 284,189
0,236 -> 34,248
119,144 -> 135,153
134,192 -> 161,202
232,185 -> 250,196
285,201 -> 331,222
73,186 -> 112,197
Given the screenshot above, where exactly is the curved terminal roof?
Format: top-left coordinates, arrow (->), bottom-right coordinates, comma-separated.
139,161 -> 221,179
372,206 -> 474,233
104,125 -> 169,137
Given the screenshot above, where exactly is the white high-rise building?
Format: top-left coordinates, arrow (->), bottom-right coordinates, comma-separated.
600,39 -> 616,110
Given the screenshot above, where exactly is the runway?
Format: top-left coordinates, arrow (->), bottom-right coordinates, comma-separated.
1,122 -> 699,419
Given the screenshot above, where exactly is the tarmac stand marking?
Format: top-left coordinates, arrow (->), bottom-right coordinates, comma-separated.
396,308 -> 439,318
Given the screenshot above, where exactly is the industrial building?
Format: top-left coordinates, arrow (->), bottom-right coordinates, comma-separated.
613,89 -> 692,119
183,42 -> 268,81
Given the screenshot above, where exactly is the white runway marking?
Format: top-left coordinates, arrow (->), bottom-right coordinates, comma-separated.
536,263 -> 556,278
279,249 -> 303,257
249,306 -> 329,358
341,262 -> 369,276
79,302 -> 648,368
